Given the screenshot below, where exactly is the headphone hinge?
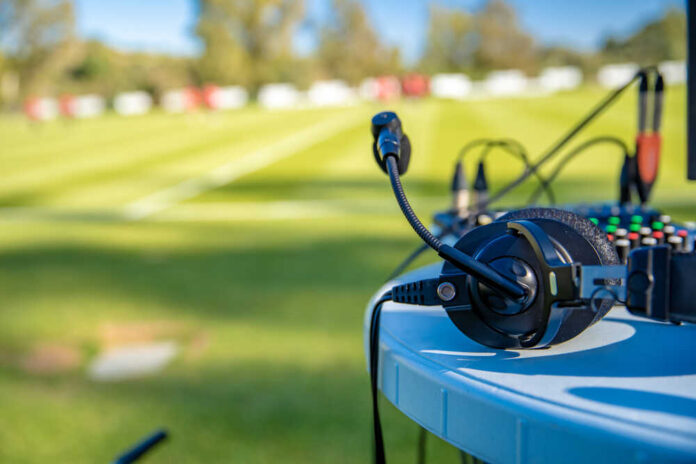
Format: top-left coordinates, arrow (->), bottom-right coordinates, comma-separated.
549,263 -> 582,301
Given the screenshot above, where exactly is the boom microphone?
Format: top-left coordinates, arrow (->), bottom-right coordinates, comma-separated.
371,111 -> 527,300
371,111 -> 411,175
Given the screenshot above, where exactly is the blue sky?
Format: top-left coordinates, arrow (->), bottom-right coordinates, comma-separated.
74,0 -> 685,63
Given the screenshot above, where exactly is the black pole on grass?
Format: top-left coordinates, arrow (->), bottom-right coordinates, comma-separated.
111,429 -> 168,464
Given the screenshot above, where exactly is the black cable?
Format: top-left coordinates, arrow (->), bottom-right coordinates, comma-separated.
458,138 -> 556,205
528,136 -> 629,203
386,156 -> 443,251
456,138 -> 498,161
474,69 -> 646,211
387,155 -> 526,299
370,291 -> 394,464
480,142 -> 556,205
526,136 -> 630,204
417,427 -> 427,464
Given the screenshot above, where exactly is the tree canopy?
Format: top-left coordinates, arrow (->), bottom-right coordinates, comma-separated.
317,0 -> 400,84
601,8 -> 686,65
0,0 -> 688,108
0,0 -> 76,97
195,0 -> 306,90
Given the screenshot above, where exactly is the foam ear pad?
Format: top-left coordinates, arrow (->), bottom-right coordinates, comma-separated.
497,207 -> 618,266
496,207 -> 619,342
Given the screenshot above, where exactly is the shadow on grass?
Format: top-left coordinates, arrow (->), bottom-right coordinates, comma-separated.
0,234 -> 432,333
1,358 -> 459,463
0,233 -> 452,462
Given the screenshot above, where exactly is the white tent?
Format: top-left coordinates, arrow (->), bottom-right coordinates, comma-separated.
65,94 -> 105,118
25,97 -> 59,121
597,63 -> 639,88
538,66 -> 583,92
484,70 -> 528,96
113,91 -> 152,116
258,83 -> 302,109
430,74 -> 472,100
659,61 -> 686,85
206,86 -> 248,110
307,80 -> 356,107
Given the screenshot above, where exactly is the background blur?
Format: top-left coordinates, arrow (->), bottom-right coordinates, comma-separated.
0,0 -> 694,462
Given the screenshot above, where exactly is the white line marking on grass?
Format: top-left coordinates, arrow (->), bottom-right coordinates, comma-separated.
88,341 -> 178,382
146,197 -> 449,222
123,114 -> 363,220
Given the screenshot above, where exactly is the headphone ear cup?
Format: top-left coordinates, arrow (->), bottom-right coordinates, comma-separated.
497,207 -> 618,266
495,207 -> 619,342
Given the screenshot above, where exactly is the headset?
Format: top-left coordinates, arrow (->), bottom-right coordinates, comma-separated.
371,111 -> 696,350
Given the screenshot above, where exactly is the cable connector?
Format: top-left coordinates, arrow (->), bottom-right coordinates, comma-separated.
391,278 -> 441,306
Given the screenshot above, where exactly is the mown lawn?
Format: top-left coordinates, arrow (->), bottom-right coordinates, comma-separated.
0,85 -> 693,463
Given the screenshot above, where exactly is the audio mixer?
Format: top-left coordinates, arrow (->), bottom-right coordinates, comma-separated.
432,205 -> 696,266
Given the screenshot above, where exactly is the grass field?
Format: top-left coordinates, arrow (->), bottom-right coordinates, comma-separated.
0,86 -> 694,463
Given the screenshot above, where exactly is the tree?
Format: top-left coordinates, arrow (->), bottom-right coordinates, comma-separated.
0,0 -> 76,97
601,8 -> 686,65
418,0 -> 538,76
317,0 -> 401,84
472,0 -> 538,74
420,6 -> 475,74
195,0 -> 305,91
61,41 -> 194,98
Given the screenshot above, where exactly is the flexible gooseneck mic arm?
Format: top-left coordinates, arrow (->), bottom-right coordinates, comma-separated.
384,157 -> 526,300
372,112 -> 526,300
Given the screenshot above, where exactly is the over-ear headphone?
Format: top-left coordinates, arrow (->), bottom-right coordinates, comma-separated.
371,111 -> 696,349
438,207 -> 618,348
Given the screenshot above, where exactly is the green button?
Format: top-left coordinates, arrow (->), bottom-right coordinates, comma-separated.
606,225 -> 617,233
589,217 -> 599,225
608,217 -> 621,225
631,215 -> 643,224
629,223 -> 641,232
652,221 -> 664,230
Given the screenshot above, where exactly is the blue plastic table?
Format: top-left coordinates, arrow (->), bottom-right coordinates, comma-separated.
365,263 -> 696,464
